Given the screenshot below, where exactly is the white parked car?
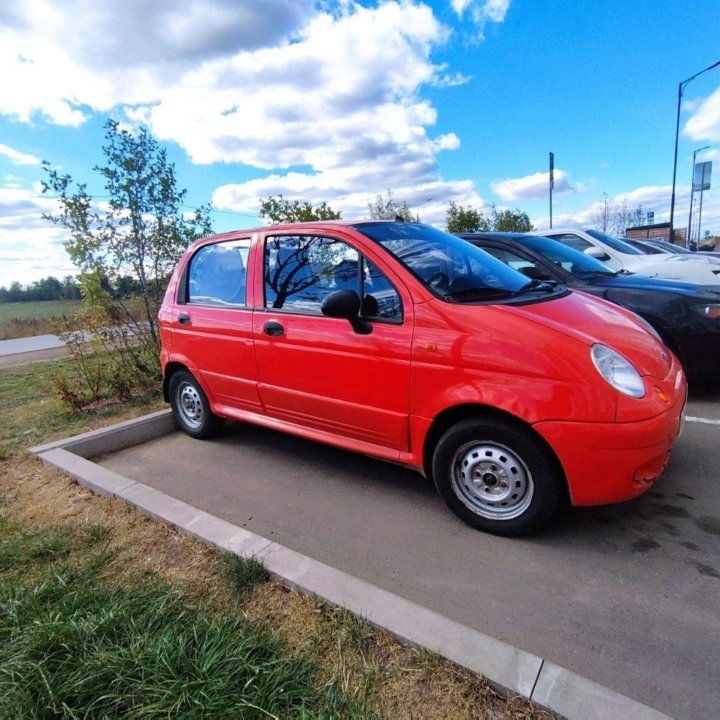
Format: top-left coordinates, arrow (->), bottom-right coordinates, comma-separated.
625,238 -> 720,261
542,228 -> 720,284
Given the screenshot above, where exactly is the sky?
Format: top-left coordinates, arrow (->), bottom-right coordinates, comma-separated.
1,0 -> 719,286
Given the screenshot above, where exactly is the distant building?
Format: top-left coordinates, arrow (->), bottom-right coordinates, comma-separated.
625,222 -> 686,244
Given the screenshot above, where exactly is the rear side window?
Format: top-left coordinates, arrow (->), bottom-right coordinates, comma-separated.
188,239 -> 250,306
264,235 -> 402,322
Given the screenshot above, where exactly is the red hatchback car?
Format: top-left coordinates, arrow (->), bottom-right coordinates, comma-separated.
159,221 -> 686,536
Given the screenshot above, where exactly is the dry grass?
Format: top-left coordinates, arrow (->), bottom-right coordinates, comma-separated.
1,451 -> 555,719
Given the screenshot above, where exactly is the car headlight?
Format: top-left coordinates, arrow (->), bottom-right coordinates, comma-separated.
591,344 -> 645,398
691,303 -> 720,320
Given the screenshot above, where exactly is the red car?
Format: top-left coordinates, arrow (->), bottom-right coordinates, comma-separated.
159,221 -> 686,536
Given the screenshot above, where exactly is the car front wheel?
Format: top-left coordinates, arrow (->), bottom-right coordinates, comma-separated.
432,417 -> 562,536
169,370 -> 224,439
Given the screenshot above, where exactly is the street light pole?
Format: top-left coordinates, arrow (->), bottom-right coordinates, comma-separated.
668,59 -> 720,247
686,145 -> 711,249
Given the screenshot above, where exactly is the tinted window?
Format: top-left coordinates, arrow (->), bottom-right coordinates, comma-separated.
188,240 -> 249,306
264,235 -> 402,321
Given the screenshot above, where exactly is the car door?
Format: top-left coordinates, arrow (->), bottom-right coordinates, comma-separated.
252,231 -> 413,453
170,237 -> 262,414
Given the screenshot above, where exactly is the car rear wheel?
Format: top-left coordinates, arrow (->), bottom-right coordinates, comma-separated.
432,417 -> 562,536
169,370 -> 224,439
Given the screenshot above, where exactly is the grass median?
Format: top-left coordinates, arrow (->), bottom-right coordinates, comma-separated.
0,358 -> 554,719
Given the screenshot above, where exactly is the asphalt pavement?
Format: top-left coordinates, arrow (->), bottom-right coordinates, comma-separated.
98,386 -> 720,720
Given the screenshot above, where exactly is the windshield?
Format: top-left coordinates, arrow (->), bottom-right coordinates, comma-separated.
523,235 -> 616,278
354,222 -> 532,300
586,229 -> 644,255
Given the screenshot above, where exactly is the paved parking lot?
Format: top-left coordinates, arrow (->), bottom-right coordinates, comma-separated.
99,386 -> 720,720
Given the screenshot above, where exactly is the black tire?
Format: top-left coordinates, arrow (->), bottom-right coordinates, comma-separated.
169,370 -> 224,439
431,417 -> 562,536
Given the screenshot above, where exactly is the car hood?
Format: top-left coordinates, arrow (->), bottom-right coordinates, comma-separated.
623,256 -> 720,283
581,273 -> 720,298
500,291 -> 672,378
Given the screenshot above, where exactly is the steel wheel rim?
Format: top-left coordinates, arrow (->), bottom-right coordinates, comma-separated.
450,441 -> 534,520
177,382 -> 204,430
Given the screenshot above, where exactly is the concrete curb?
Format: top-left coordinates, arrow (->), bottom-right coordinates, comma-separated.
30,411 -> 672,720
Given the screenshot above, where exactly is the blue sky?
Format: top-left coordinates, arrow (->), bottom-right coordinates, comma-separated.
1,0 -> 719,285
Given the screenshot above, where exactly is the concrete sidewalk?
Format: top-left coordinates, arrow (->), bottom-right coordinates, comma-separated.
31,410 -> 674,720
0,334 -> 65,356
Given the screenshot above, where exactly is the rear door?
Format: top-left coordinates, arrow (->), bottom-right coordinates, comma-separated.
170,237 -> 262,414
252,231 -> 413,452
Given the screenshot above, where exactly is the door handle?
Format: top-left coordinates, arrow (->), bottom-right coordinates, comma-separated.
177,312 -> 191,326
263,321 -> 284,337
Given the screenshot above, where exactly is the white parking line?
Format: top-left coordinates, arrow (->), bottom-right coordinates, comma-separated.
685,416 -> 720,426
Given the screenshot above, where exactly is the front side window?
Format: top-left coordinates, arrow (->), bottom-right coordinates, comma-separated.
550,233 -> 594,253
188,240 -> 249,306
264,235 -> 402,321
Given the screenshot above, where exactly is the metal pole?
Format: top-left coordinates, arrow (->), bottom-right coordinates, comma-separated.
668,60 -> 720,247
549,152 -> 554,228
698,184 -> 706,248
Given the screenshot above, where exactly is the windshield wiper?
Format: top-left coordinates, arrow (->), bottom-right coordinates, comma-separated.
442,287 -> 517,302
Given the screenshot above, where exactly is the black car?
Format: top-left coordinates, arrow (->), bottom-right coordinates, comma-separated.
458,232 -> 720,383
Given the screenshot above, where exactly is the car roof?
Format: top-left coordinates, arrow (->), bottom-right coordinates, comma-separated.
191,219 -> 415,246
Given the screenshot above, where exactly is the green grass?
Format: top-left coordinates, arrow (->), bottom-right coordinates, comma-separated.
0,521 -> 369,719
0,299 -> 82,340
221,554 -> 272,597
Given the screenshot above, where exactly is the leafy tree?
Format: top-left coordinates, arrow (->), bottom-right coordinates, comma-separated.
43,119 -> 211,345
259,195 -> 342,224
367,190 -> 415,222
42,119 -> 212,404
446,201 -> 488,233
445,202 -> 534,233
493,207 -> 534,232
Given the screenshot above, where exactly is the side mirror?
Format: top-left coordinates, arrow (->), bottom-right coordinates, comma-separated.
321,290 -> 372,335
520,265 -> 551,281
584,246 -> 609,260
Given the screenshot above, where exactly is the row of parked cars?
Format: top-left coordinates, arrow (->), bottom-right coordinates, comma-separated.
159,221 -> 691,537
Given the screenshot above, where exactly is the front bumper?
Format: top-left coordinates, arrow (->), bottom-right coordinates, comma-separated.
534,386 -> 685,507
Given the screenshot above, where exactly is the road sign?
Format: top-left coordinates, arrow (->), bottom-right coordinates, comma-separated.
693,161 -> 712,191
647,211 -> 655,222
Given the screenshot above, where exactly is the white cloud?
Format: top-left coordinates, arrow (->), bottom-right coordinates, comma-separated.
0,143 -> 41,166
0,1 -> 479,218
0,0 -> 316,125
212,167 -> 485,227
452,0 -> 511,36
0,185 -> 75,285
684,86 -> 720,142
491,169 -> 574,201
